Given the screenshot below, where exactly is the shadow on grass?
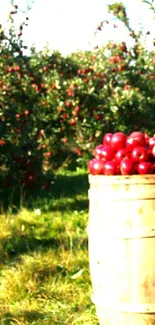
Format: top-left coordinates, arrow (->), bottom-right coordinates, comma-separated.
0,310 -> 46,324
29,197 -> 88,212
2,232 -> 87,263
50,173 -> 88,198
2,217 -> 88,263
3,234 -> 57,259
1,172 -> 89,213
25,172 -> 89,212
1,171 -> 89,262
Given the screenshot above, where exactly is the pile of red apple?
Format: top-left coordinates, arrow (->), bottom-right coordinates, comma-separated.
88,131 -> 155,175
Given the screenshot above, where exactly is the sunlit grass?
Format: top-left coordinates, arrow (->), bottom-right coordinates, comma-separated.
0,169 -> 98,325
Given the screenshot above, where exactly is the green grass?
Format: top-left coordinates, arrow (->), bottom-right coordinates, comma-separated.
0,169 -> 98,325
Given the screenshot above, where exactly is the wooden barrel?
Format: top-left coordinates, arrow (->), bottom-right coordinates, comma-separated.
88,174 -> 155,325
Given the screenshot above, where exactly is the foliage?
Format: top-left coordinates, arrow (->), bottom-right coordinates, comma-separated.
1,1 -> 155,199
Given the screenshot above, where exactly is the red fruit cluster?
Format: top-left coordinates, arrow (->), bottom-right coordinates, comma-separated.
88,131 -> 155,175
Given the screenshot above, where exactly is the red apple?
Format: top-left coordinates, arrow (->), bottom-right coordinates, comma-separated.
147,148 -> 155,161
115,164 -> 121,175
152,145 -> 155,158
103,133 -> 113,146
137,162 -> 153,175
126,131 -> 145,150
132,162 -> 139,174
149,137 -> 155,148
115,148 -> 129,163
130,131 -> 144,141
94,145 -> 114,161
131,146 -> 148,163
120,158 -> 133,175
144,132 -> 150,145
74,105 -> 80,112
110,132 -> 127,151
88,158 -> 104,175
103,161 -> 117,175
118,64 -> 125,71
152,162 -> 155,173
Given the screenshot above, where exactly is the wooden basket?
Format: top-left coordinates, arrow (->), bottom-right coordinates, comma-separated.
88,174 -> 155,325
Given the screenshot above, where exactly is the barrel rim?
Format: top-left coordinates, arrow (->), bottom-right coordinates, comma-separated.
89,174 -> 155,184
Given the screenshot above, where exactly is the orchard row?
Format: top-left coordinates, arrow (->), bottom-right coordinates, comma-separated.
1,2 -> 155,190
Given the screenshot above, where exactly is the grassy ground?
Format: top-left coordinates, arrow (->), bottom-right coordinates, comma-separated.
0,169 -> 98,325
